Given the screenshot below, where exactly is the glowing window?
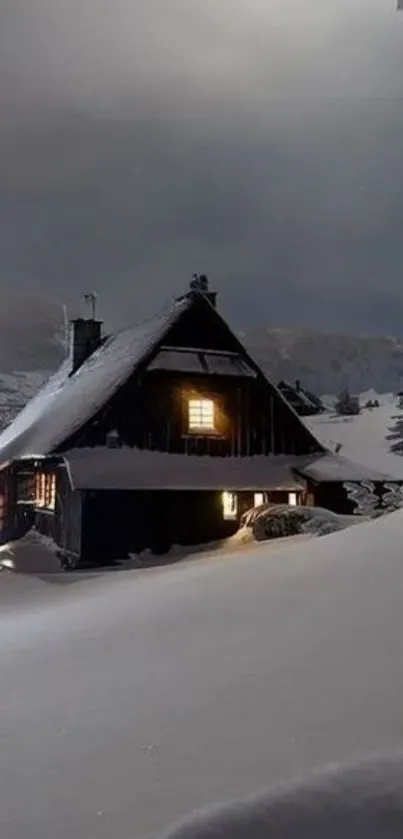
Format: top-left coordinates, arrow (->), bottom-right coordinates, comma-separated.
254,492 -> 265,508
35,473 -> 56,511
188,398 -> 215,432
222,491 -> 238,520
288,492 -> 298,507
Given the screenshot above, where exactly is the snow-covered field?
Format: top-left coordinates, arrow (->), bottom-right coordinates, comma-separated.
2,510 -> 403,838
306,393 -> 403,479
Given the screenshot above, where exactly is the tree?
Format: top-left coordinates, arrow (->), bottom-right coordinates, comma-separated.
343,481 -> 378,516
335,389 -> 360,416
386,413 -> 403,455
381,482 -> 403,512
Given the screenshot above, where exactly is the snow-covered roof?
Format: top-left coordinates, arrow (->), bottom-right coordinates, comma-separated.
298,452 -> 395,483
278,380 -> 322,411
0,296 -> 191,465
63,448 -> 306,491
60,448 -> 395,490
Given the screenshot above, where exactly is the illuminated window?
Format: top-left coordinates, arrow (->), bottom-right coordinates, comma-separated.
188,398 -> 215,432
288,492 -> 298,507
35,473 -> 56,511
254,492 -> 265,508
222,491 -> 238,520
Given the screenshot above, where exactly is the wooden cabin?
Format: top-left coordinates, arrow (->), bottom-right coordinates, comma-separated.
0,276 -> 398,567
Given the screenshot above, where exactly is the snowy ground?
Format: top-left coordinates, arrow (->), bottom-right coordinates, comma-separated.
306,393 -> 403,479
2,512 -> 403,837
0,527 -> 312,577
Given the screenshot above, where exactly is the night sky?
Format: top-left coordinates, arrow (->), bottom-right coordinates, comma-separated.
1,1 -> 403,333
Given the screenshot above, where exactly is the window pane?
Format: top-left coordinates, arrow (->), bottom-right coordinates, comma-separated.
188,399 -> 215,430
222,491 -> 238,520
35,472 -> 56,510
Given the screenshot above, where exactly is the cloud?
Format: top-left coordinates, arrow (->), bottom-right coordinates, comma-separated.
0,0 -> 403,333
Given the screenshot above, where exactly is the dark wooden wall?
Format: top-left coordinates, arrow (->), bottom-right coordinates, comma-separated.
61,370 -> 318,458
0,465 -> 14,544
74,488 -> 305,567
54,468 -> 82,558
0,464 -> 33,545
311,481 -> 401,515
33,465 -> 82,562
79,489 -> 239,565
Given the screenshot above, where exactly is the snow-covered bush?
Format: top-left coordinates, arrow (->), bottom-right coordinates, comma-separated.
301,515 -> 344,537
250,506 -> 350,542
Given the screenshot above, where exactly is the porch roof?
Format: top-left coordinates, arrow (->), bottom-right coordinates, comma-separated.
62,448 -> 306,492
296,452 -> 395,484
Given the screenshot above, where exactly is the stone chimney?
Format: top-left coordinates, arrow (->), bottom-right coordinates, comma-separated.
189,274 -> 217,307
69,318 -> 103,373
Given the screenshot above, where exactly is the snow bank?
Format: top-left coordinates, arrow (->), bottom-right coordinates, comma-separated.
0,530 -> 62,574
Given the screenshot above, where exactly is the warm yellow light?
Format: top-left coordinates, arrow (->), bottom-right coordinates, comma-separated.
222,491 -> 238,520
35,473 -> 56,510
288,492 -> 298,507
254,492 -> 265,507
188,398 -> 215,431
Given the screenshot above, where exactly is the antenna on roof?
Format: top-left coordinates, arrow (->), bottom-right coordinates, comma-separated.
62,304 -> 69,355
84,291 -> 98,320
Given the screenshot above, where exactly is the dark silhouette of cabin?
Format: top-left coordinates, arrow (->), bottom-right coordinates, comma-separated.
0,276 -> 397,568
278,380 -> 325,416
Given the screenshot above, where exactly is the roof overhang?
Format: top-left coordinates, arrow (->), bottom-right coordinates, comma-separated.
62,448 -> 306,492
296,452 -> 397,484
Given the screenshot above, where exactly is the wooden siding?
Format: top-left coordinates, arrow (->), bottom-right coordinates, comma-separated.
54,468 -> 82,558
61,372 -> 318,458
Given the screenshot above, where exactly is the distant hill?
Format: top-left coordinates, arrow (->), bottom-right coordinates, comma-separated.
243,327 -> 403,396
0,294 -> 65,428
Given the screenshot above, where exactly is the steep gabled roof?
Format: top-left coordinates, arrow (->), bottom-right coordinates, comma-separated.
0,290 -> 322,465
0,295 -> 191,464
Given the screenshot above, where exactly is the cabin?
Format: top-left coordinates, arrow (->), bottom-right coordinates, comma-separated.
278,380 -> 325,416
0,276 -> 399,568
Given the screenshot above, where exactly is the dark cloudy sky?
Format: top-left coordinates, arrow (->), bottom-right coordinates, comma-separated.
1,0 -> 403,333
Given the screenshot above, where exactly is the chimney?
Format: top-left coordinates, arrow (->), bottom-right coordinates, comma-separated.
295,379 -> 301,392
69,318 -> 103,373
189,273 -> 217,307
